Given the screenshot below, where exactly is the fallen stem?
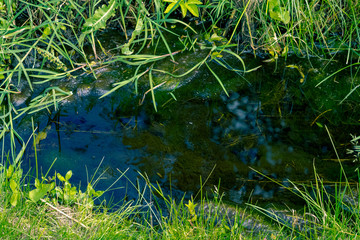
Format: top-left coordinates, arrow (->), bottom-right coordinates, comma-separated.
40,199 -> 89,229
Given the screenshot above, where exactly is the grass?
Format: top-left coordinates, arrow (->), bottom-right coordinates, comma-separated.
2,152 -> 360,239
1,0 -> 360,239
248,127 -> 360,239
0,151 -> 275,239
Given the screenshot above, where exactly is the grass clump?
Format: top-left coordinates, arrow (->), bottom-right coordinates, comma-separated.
203,0 -> 360,57
0,200 -> 139,239
249,127 -> 360,239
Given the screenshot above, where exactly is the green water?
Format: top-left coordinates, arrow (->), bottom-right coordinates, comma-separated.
10,32 -> 360,207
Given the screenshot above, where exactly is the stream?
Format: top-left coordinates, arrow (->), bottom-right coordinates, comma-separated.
9,35 -> 360,209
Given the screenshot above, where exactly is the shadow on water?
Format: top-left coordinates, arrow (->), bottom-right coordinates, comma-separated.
12,47 -> 360,208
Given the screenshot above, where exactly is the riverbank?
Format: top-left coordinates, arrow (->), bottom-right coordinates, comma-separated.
1,155 -> 359,239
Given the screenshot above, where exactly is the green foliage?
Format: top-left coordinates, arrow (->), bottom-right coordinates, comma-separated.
249,125 -> 360,239
185,197 -> 197,222
80,0 -> 118,46
347,134 -> 360,169
9,179 -> 20,206
268,0 -> 290,24
0,54 -> 10,80
121,16 -> 144,55
164,0 -> 203,17
0,0 -> 17,19
2,164 -> 23,207
0,163 -> 104,208
54,171 -> 79,204
16,87 -> 72,118
28,170 -> 103,208
47,170 -> 103,207
29,178 -> 55,203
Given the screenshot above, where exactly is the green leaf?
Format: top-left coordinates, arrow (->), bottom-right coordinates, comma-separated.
65,170 -> 72,181
82,0 -> 117,29
121,43 -> 133,55
9,179 -> 17,192
268,0 -> 278,9
35,178 -> 40,188
179,2 -> 187,17
64,193 -> 70,201
270,7 -> 290,24
268,0 -> 290,24
57,173 -> 66,182
121,17 -> 144,55
211,51 -> 223,59
164,2 -> 177,13
87,183 -> 95,195
94,190 -> 104,197
13,168 -> 23,180
6,165 -> 14,178
10,191 -> 20,206
185,199 -> 197,215
185,3 -> 199,17
281,45 -> 289,57
0,67 -> 4,80
164,0 -> 201,17
43,26 -> 51,36
187,0 -> 202,4
210,33 -> 225,41
54,187 -> 63,198
35,127 -> 49,145
316,122 -> 324,128
79,0 -> 118,45
70,187 -> 77,196
29,183 -> 53,203
133,18 -> 144,36
190,214 -> 197,222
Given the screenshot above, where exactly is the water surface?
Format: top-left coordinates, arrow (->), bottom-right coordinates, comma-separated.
15,48 -> 359,208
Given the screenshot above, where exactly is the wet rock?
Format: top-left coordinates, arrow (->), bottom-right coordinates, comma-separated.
11,88 -> 31,107
76,84 -> 93,97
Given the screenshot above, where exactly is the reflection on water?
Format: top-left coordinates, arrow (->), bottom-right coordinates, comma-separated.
14,53 -> 358,207
19,88 -> 349,207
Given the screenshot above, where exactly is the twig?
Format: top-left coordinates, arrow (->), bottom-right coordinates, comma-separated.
139,81 -> 166,105
40,199 -> 89,229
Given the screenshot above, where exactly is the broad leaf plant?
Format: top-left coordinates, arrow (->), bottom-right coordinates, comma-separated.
164,0 -> 203,17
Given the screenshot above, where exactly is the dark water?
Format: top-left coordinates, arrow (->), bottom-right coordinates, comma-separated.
12,47 -> 360,208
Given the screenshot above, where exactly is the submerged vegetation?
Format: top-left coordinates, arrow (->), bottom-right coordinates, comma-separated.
1,0 -> 360,238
